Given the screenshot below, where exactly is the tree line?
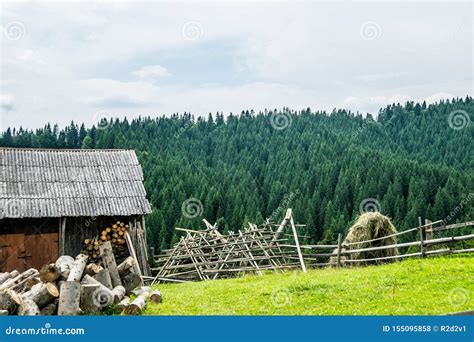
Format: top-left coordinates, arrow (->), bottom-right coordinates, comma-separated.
1,97 -> 472,252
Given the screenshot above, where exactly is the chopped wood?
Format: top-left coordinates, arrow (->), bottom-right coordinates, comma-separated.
0,310 -> 8,315
112,286 -> 126,304
125,294 -> 147,315
117,256 -> 135,277
11,272 -> 40,294
0,272 -> 11,285
58,281 -> 82,316
22,282 -> 59,309
124,231 -> 143,278
150,290 -> 163,303
121,272 -> 142,294
0,289 -> 22,314
18,299 -> 40,316
99,241 -> 122,288
67,254 -> 89,282
55,255 -> 75,280
81,275 -> 114,308
39,264 -> 60,283
115,296 -> 130,314
84,263 -> 103,277
92,269 -> 113,290
0,268 -> 38,292
40,300 -> 58,316
131,286 -> 151,297
80,284 -> 101,315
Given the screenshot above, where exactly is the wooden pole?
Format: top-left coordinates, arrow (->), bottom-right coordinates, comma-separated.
425,219 -> 433,241
336,233 -> 343,268
124,231 -> 143,278
290,214 -> 307,273
418,216 -> 425,258
59,217 -> 66,256
271,209 -> 292,245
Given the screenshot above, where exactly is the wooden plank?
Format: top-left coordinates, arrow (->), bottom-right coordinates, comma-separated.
290,214 -> 306,273
344,233 -> 474,255
124,232 -> 143,279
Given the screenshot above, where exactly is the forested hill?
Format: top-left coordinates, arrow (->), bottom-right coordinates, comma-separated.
1,97 -> 473,252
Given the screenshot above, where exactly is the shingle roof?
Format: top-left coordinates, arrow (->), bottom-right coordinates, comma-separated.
0,148 -> 152,218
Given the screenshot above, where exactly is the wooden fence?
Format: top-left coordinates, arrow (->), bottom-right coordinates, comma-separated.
299,219 -> 474,267
151,212 -> 474,283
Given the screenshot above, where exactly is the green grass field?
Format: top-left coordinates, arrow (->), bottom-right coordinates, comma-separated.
145,255 -> 473,315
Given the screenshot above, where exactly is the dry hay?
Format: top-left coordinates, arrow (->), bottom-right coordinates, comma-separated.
331,212 -> 399,266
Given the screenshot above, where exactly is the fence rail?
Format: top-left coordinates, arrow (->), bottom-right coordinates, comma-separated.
303,218 -> 474,267
152,214 -> 473,283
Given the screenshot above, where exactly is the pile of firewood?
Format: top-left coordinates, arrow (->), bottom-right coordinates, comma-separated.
0,241 -> 162,316
83,221 -> 130,264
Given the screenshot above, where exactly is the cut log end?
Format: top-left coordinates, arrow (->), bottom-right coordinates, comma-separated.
150,290 -> 163,303
39,264 -> 60,283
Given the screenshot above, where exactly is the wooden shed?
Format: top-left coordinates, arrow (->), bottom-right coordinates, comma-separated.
0,148 -> 152,274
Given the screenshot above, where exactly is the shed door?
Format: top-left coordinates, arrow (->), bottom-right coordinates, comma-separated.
0,233 -> 26,272
0,232 -> 59,272
25,232 -> 59,271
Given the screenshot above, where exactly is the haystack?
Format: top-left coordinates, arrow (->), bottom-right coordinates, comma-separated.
332,212 -> 399,266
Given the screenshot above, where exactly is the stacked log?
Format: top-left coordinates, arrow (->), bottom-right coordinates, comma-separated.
0,240 -> 162,316
83,221 -> 130,263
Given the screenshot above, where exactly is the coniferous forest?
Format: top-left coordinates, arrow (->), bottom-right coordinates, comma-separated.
1,97 -> 473,253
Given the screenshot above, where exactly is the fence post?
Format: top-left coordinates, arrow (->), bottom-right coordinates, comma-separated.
424,219 -> 433,241
150,247 -> 155,265
336,233 -> 343,268
418,216 -> 425,258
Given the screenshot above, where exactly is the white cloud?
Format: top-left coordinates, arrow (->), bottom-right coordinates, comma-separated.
0,95 -> 14,112
341,92 -> 462,115
424,92 -> 456,103
76,78 -> 160,107
343,94 -> 411,106
132,65 -> 170,81
0,1 -> 471,129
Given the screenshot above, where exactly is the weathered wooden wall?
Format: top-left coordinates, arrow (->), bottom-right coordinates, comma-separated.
0,215 -> 147,272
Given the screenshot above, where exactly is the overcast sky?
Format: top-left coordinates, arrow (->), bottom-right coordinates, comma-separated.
0,1 -> 472,130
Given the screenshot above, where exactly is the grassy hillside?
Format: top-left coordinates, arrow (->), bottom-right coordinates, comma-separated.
146,255 -> 473,315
